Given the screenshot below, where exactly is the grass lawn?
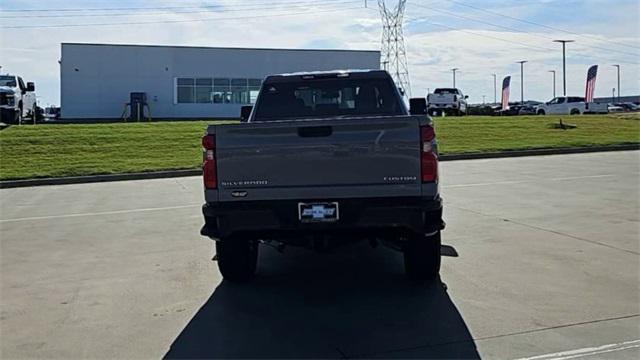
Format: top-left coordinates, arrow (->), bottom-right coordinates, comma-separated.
433,113 -> 639,154
1,114 -> 638,180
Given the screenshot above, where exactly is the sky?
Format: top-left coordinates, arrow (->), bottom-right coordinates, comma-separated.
1,0 -> 638,106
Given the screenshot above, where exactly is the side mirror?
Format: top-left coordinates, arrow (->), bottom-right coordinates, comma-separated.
409,98 -> 427,115
240,105 -> 253,122
464,95 -> 469,99
26,82 -> 35,92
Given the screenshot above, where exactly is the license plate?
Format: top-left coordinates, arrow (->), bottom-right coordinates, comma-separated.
298,202 -> 339,223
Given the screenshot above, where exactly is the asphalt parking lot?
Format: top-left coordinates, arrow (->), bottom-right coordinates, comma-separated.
1,151 -> 639,359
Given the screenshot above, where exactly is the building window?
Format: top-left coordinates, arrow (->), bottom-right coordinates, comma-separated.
177,78 -> 195,103
213,78 -> 230,104
231,78 -> 248,104
176,77 -> 262,104
248,78 -> 262,104
195,78 -> 213,103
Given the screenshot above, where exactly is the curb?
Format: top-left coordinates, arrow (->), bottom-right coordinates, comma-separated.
0,169 -> 201,189
1,144 -> 638,189
439,143 -> 640,161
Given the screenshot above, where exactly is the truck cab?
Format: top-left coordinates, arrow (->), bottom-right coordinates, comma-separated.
200,70 -> 444,282
0,75 -> 37,124
536,96 -> 608,115
426,88 -> 468,116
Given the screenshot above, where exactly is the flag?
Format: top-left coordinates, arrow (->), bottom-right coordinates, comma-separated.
585,65 -> 598,103
501,76 -> 511,110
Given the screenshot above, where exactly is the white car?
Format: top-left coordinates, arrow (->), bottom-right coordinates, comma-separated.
427,88 -> 468,116
607,104 -> 625,113
0,74 -> 37,124
536,96 -> 608,115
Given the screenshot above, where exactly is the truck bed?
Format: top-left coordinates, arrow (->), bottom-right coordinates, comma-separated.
205,115 -> 436,204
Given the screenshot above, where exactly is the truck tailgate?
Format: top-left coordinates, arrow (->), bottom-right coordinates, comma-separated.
213,115 -> 422,202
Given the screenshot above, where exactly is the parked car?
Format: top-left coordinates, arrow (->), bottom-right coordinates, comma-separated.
607,104 -> 625,113
494,103 -> 537,116
535,96 -> 608,115
427,88 -> 468,116
467,105 -> 495,116
516,104 -> 537,115
0,74 -> 37,124
615,103 -> 639,112
43,106 -> 61,120
200,70 -> 445,282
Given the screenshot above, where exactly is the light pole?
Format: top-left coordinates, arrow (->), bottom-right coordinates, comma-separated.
553,40 -> 574,96
482,95 -> 486,105
612,64 -> 620,103
516,60 -> 527,105
492,73 -> 497,104
548,70 -> 556,98
451,68 -> 459,88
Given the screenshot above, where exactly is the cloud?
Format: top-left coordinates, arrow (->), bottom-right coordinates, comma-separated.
1,0 -> 637,105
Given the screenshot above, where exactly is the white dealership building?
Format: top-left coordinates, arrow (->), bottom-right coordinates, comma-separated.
59,43 -> 381,120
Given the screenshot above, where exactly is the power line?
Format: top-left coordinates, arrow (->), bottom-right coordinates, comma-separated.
0,1 -> 323,12
443,0 -> 640,51
403,16 -> 638,66
0,0 -> 359,18
409,3 -> 639,58
406,17 -> 555,53
1,5 -> 363,29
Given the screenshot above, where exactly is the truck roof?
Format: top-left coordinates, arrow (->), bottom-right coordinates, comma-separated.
265,69 -> 390,82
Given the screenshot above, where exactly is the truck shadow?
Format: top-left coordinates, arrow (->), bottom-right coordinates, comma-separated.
164,243 -> 479,359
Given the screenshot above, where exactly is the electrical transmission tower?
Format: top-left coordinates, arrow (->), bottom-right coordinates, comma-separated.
378,0 -> 411,98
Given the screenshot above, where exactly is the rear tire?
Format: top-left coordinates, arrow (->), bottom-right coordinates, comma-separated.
570,108 -> 581,115
31,105 -> 38,123
17,103 -> 23,124
404,231 -> 441,281
537,110 -> 546,115
216,236 -> 258,282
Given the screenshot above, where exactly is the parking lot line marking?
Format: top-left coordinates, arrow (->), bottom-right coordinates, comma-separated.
0,204 -> 201,223
444,174 -> 613,189
514,339 -> 640,360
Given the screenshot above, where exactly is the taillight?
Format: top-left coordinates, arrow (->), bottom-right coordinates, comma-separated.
420,125 -> 438,182
202,134 -> 217,189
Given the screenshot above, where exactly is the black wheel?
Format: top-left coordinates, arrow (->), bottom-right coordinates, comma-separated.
216,236 -> 258,282
570,108 -> 580,115
404,231 -> 441,281
537,110 -> 545,115
17,103 -> 23,124
30,105 -> 37,123
11,110 -> 20,124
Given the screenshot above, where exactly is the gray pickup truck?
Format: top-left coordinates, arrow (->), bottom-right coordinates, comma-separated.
200,70 -> 444,281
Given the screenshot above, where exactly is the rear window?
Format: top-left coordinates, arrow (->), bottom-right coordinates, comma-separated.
434,88 -> 458,94
253,77 -> 404,121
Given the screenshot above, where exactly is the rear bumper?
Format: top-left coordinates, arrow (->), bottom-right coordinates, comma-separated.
429,104 -> 456,109
201,196 -> 444,239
